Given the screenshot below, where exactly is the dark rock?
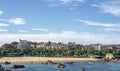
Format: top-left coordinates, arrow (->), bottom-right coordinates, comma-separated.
45,60 -> 55,64
58,63 -> 66,68
12,65 -> 25,69
30,61 -> 33,63
4,61 -> 11,64
102,58 -> 110,62
54,62 -> 58,64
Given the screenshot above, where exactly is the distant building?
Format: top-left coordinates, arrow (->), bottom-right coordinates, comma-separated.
107,45 -> 117,51
61,44 -> 68,50
101,45 -> 107,50
45,41 -> 51,49
1,44 -> 12,48
84,44 -> 107,51
17,39 -> 30,48
36,42 -> 46,48
68,42 -> 76,50
11,42 -> 19,47
91,44 -> 101,51
116,45 -> 120,51
50,42 -> 57,49
57,42 -> 68,49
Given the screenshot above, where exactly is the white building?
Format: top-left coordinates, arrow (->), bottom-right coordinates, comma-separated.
85,44 -> 107,51
17,39 -> 30,48
36,42 -> 46,48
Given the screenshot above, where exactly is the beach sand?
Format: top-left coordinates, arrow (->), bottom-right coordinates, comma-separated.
0,57 -> 101,63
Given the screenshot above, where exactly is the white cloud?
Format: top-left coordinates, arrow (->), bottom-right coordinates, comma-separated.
92,0 -> 120,16
9,18 -> 25,25
32,28 -> 49,32
46,0 -> 85,7
0,18 -> 25,25
104,28 -> 120,32
0,23 -> 9,27
17,30 -> 29,33
0,11 -> 3,16
0,31 -> 120,45
47,0 -> 85,3
0,29 -> 8,32
59,0 -> 85,4
76,19 -> 120,27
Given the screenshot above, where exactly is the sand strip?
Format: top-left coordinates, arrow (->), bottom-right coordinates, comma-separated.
0,57 -> 101,63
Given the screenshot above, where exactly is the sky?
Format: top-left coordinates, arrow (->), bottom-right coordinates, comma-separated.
0,0 -> 120,45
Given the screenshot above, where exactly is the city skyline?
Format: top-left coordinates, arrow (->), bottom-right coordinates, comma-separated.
0,0 -> 120,45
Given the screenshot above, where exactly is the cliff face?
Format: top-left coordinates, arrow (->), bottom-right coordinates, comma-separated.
105,53 -> 115,59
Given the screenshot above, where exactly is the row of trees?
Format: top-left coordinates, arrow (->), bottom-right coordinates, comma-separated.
0,45 -> 120,57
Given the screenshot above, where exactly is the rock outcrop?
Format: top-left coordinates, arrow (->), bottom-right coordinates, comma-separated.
105,53 -> 115,59
45,60 -> 56,64
4,61 -> 11,64
58,63 -> 66,68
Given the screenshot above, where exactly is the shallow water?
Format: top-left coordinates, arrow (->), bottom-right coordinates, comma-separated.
1,61 -> 120,71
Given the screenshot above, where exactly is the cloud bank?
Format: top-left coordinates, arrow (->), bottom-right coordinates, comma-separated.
92,0 -> 120,16
76,19 -> 120,32
76,19 -> 120,27
0,31 -> 120,45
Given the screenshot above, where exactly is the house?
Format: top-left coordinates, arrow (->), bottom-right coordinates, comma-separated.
107,45 -> 117,51
61,44 -> 68,50
57,42 -> 68,49
36,42 -> 46,48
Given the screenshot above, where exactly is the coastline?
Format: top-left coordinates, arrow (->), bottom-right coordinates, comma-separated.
0,57 -> 101,63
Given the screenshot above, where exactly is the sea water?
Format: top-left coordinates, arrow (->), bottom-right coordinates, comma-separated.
1,61 -> 120,71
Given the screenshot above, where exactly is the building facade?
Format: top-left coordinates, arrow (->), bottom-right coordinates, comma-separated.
17,39 -> 30,48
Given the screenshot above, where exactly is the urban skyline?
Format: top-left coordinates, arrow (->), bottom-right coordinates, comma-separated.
0,0 -> 120,45
1,39 -> 120,52
1,39 -> 120,47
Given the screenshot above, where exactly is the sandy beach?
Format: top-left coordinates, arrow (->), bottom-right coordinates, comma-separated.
0,57 -> 101,63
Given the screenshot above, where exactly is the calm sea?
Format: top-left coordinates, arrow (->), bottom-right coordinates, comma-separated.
1,61 -> 120,71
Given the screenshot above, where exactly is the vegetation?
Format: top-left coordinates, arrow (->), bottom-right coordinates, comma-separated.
0,46 -> 119,57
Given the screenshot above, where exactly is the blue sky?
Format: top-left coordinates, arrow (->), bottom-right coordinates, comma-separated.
0,0 -> 120,45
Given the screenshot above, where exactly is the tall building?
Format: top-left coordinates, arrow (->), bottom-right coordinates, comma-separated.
17,39 -> 30,48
